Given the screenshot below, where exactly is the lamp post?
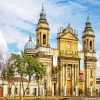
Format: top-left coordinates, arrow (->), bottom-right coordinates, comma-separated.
35,74 -> 39,96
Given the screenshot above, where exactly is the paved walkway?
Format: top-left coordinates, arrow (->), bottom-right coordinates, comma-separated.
0,96 -> 100,100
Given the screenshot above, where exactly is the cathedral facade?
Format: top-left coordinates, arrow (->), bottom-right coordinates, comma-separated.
24,5 -> 97,96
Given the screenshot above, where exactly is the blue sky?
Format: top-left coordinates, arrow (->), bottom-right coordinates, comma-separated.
0,0 -> 100,77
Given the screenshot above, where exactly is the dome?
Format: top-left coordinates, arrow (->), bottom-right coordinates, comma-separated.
24,36 -> 35,50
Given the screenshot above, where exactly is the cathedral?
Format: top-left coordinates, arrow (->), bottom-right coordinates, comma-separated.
24,4 -> 97,96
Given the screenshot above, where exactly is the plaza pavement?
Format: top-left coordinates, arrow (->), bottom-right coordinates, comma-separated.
0,96 -> 100,100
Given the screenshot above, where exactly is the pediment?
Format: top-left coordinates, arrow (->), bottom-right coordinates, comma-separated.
60,32 -> 78,40
63,26 -> 73,33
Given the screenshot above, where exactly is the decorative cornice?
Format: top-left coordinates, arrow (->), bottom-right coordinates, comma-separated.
35,52 -> 52,59
82,34 -> 95,38
84,57 -> 97,62
36,27 -> 50,31
36,44 -> 50,48
58,56 -> 80,61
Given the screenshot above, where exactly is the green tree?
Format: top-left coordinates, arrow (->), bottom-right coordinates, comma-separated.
2,61 -> 15,96
22,54 -> 45,96
13,53 -> 45,98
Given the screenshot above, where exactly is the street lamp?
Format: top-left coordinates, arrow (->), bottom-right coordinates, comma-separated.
35,74 -> 39,96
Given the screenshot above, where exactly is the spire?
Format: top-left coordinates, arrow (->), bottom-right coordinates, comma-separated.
86,15 -> 90,23
42,2 -> 44,11
36,1 -> 49,31
83,15 -> 94,35
86,15 -> 91,28
68,23 -> 70,27
40,2 -> 46,19
29,33 -> 32,41
67,23 -> 72,29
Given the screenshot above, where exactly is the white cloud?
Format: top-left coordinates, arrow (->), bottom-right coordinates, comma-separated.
0,0 -> 87,39
0,31 -> 8,52
0,0 -> 42,51
0,31 -> 10,61
0,25 -> 28,50
0,0 -> 99,52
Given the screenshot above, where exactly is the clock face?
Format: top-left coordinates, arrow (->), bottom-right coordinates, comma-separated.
68,42 -> 71,49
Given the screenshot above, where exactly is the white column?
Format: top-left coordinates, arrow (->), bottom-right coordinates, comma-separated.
52,83 -> 54,96
20,83 -> 23,97
3,85 -> 7,96
40,85 -> 42,96
64,83 -> 66,96
66,66 -> 67,96
63,66 -> 64,88
36,86 -> 38,96
76,85 -> 78,96
90,86 -> 92,96
12,86 -> 14,97
42,85 -> 44,96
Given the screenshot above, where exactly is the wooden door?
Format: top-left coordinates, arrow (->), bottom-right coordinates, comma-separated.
0,87 -> 3,96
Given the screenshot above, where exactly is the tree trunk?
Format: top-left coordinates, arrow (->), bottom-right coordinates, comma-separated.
22,78 -> 25,97
19,76 -> 21,100
23,76 -> 31,97
19,76 -> 23,100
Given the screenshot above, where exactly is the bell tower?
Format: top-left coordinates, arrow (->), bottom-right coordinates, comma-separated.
35,3 -> 52,95
36,3 -> 50,48
82,16 -> 97,96
82,16 -> 95,52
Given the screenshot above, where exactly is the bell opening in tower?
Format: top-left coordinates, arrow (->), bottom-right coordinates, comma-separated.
90,41 -> 92,50
43,34 -> 46,44
84,41 -> 86,50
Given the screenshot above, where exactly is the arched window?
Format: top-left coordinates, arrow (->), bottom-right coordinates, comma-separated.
90,41 -> 92,50
84,41 -> 86,50
37,34 -> 39,44
38,39 -> 39,44
43,34 -> 46,44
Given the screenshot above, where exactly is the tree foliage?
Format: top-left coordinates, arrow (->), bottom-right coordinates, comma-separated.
2,64 -> 15,83
2,53 -> 45,97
